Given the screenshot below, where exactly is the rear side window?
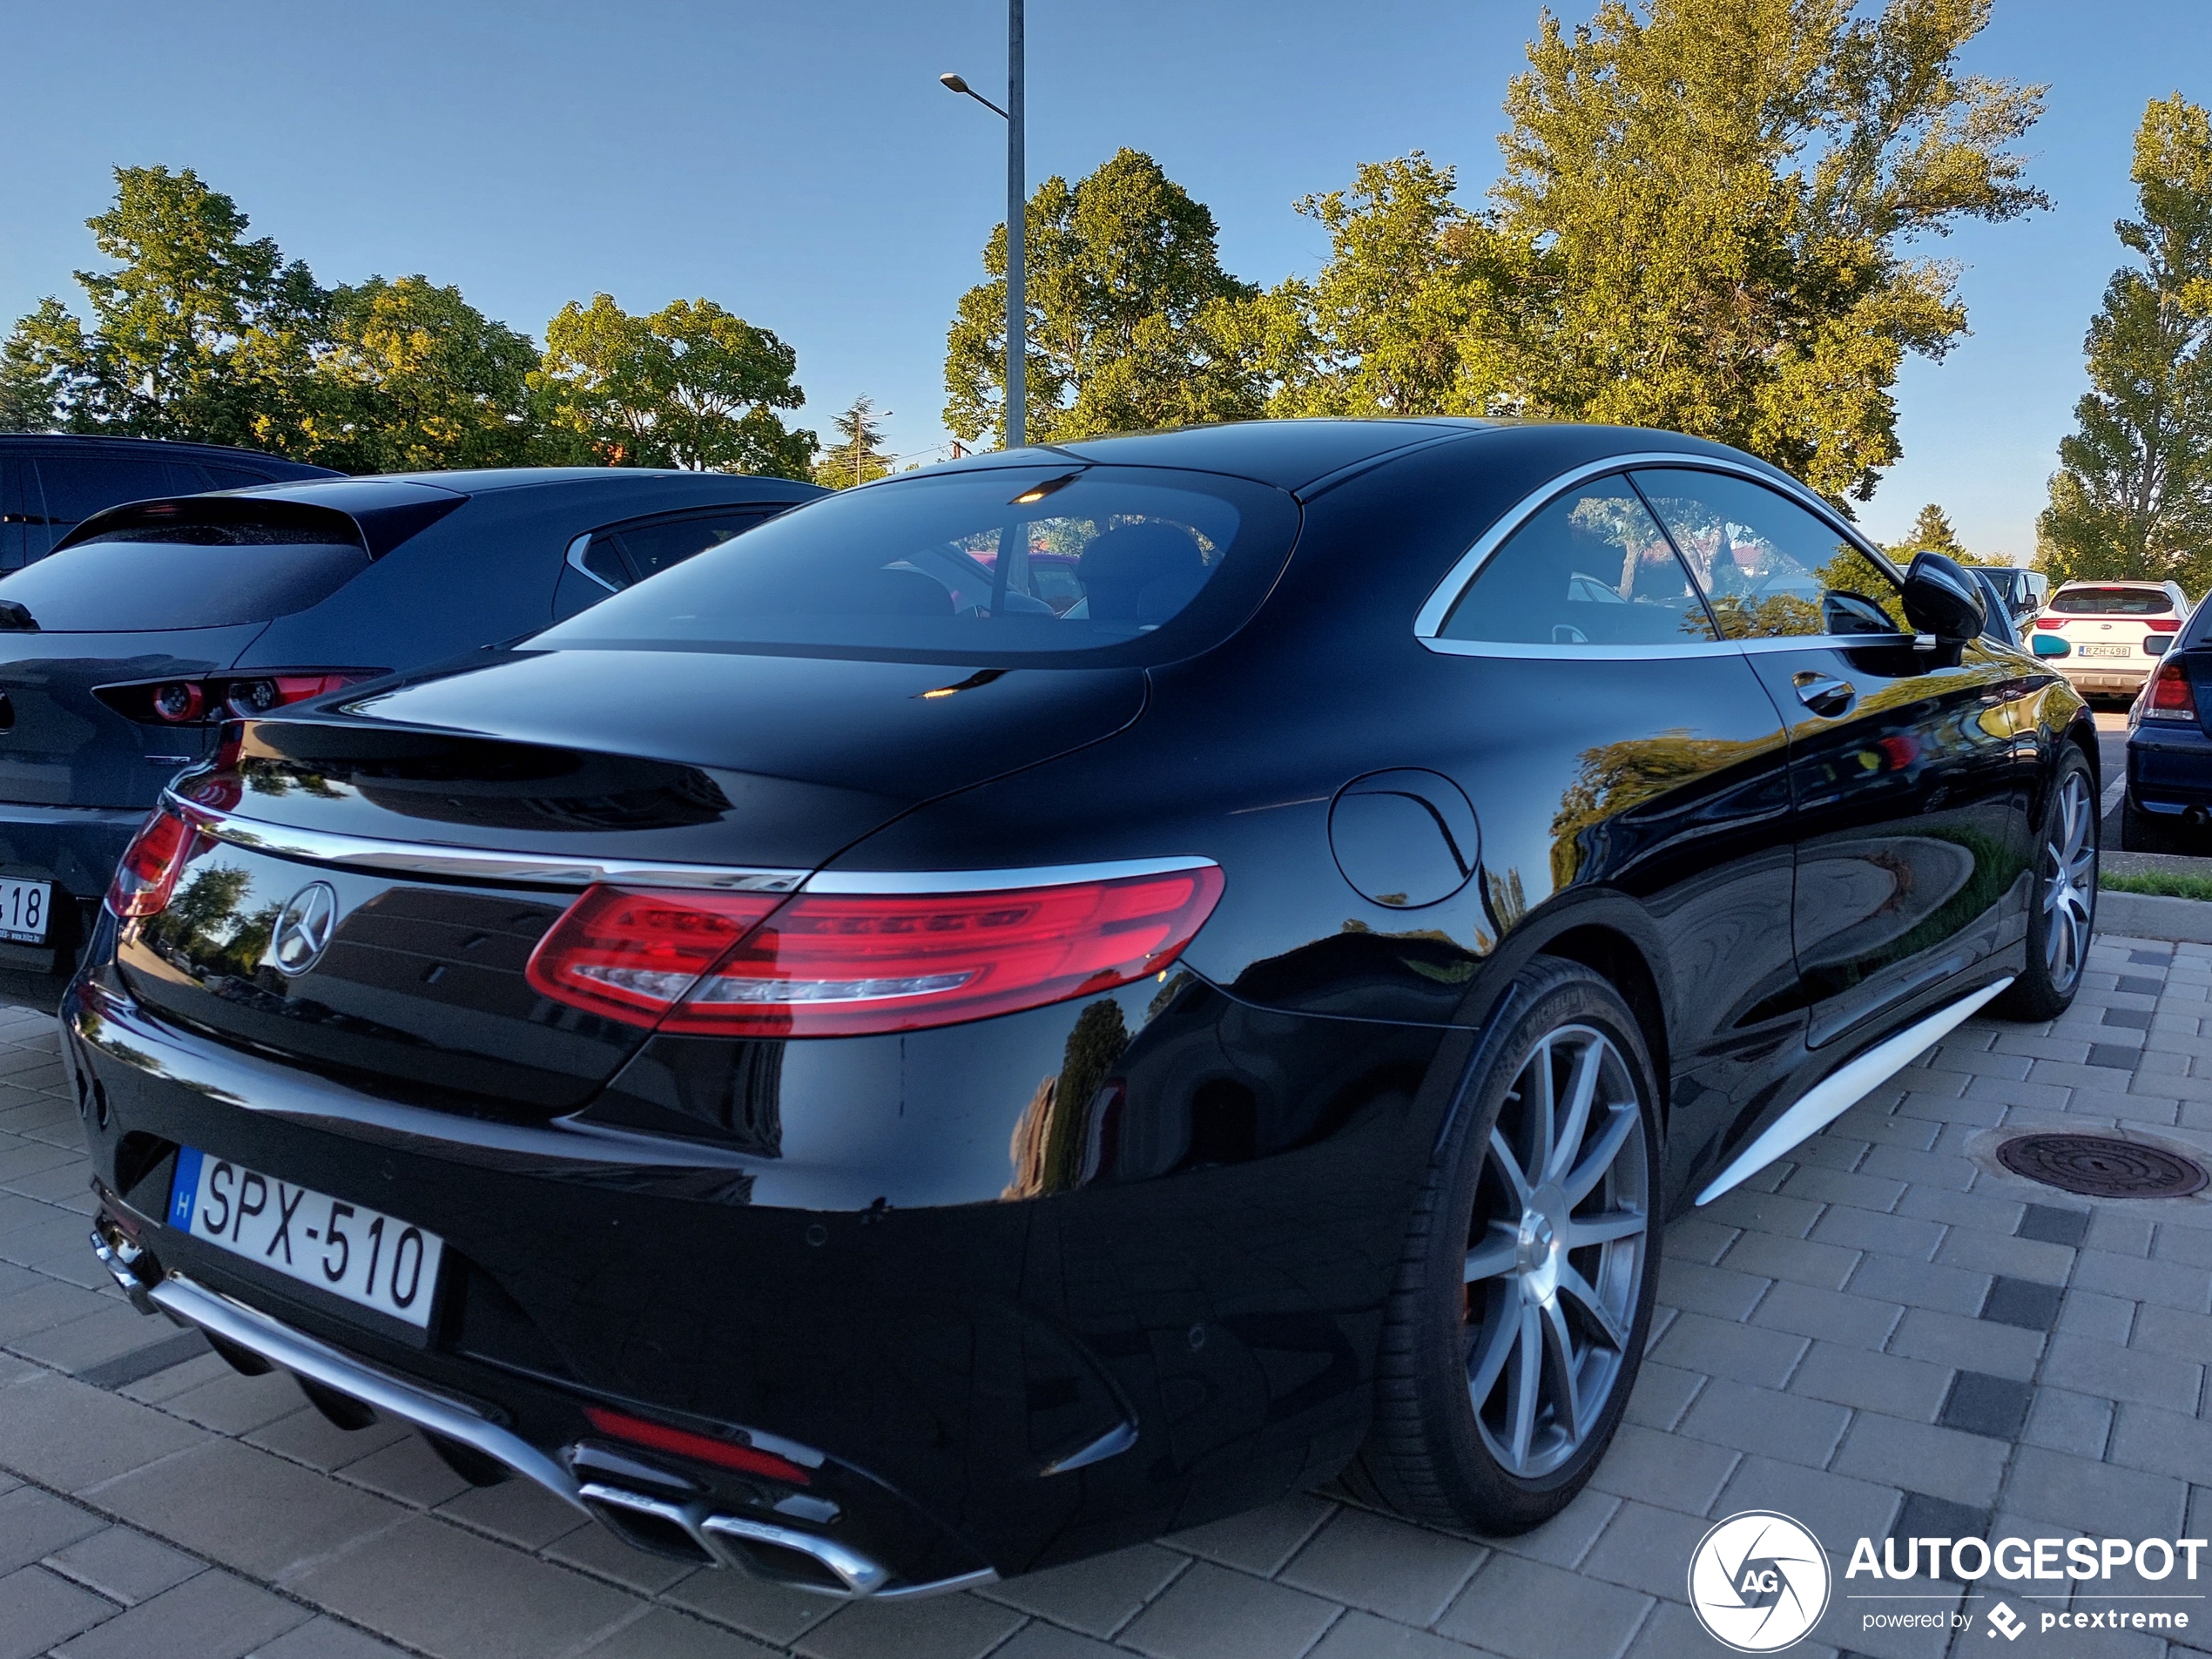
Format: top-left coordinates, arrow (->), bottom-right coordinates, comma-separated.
535,466 -> 1298,665
201,464 -> 278,491
1632,468 -> 1896,637
0,520 -> 369,631
1441,477 -> 1718,646
2052,587 -> 2173,615
27,456 -> 189,527
573,508 -> 785,592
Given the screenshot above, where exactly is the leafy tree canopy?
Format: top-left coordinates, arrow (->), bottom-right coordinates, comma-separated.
813,394 -> 897,489
536,294 -> 816,478
2038,94 -> 2212,593
945,148 -> 1264,446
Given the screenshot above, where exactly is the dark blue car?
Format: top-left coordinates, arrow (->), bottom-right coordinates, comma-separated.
0,468 -> 823,971
2123,592 -> 2212,850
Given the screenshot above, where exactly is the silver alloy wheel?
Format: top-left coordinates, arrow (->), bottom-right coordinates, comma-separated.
1462,1025 -> 1649,1479
2043,768 -> 2095,991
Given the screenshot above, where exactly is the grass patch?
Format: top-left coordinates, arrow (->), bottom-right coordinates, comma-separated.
2102,868 -> 2212,903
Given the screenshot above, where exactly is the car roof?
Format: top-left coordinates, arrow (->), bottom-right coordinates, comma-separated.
219,467 -> 826,504
0,431 -> 339,474
2052,579 -> 2175,589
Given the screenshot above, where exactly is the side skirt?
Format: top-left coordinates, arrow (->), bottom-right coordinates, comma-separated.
1695,976 -> 2015,1206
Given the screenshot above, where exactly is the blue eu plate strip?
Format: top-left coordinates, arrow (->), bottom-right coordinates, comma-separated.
168,1147 -> 203,1232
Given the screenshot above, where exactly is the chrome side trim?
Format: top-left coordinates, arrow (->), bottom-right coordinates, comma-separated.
565,530 -> 624,593
165,796 -> 808,893
1696,976 -> 2015,1206
803,855 -> 1217,895
146,1271 -> 589,1514
1412,450 -> 1901,649
1419,631 -> 1920,663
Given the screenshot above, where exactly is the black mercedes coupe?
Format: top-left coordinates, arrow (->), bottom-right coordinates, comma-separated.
67,419 -> 2097,1600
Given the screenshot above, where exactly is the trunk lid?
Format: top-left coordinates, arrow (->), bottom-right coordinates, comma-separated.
116,648 -> 1147,1113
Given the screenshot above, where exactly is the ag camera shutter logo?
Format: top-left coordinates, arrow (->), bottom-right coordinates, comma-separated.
1689,1511 -> 1831,1652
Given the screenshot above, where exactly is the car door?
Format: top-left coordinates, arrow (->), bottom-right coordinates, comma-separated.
1631,466 -> 2032,1049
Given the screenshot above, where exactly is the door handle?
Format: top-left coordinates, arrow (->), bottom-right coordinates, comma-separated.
1792,671 -> 1855,717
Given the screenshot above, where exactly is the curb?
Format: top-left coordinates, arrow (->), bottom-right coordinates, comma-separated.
2098,887 -> 2212,944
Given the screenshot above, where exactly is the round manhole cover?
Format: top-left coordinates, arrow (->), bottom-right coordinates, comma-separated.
1997,1133 -> 2209,1199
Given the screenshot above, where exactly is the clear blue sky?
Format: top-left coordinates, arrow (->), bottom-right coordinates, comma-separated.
3,0 -> 2205,558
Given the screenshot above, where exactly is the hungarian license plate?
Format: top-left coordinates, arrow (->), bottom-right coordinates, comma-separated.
2076,643 -> 2133,658
0,880 -> 51,944
166,1148 -> 444,1327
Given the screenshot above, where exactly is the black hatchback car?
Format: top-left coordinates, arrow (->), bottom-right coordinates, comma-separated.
0,468 -> 822,971
69,420 -> 2095,1600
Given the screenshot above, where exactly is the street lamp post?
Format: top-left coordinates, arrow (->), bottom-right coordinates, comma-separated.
941,0 -> 1027,449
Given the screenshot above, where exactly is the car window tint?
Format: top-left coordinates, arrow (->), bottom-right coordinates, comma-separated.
1440,478 -> 1718,646
201,464 -> 276,491
578,535 -> 633,590
28,457 -> 182,525
0,521 -> 368,631
1632,468 -> 1902,638
2051,587 -> 2174,615
612,511 -> 776,581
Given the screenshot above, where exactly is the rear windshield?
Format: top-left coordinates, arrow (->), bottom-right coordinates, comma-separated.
530,464 -> 1300,665
0,522 -> 368,632
2052,587 -> 2173,616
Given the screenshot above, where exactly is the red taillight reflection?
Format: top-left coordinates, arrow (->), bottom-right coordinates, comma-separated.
2146,659 -> 2198,722
105,809 -> 196,919
525,867 -> 1224,1038
2147,617 -> 2182,632
582,1406 -> 813,1484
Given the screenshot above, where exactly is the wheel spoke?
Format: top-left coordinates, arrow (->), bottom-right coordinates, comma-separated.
1566,1208 -> 1647,1248
1561,1104 -> 1637,1204
1557,1262 -> 1629,1350
1507,1304 -> 1542,1467
1547,1039 -> 1602,1186
1540,1297 -> 1581,1446
1465,1224 -> 1518,1283
1489,1129 -> 1533,1205
1467,1294 -> 1519,1404
1527,1037 -> 1556,1183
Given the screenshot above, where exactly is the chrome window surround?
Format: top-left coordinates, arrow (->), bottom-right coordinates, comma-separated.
1411,451 -> 1908,662
160,793 -> 1217,898
564,530 -> 624,594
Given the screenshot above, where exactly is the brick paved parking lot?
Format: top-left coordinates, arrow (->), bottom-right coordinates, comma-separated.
1,931 -> 2209,1659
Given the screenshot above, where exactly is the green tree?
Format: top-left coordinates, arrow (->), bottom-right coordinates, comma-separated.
944,148 -> 1264,446
0,165 -> 326,446
271,276 -> 541,472
2038,95 -> 2212,593
535,294 -> 816,477
813,394 -> 896,489
1273,0 -> 2046,502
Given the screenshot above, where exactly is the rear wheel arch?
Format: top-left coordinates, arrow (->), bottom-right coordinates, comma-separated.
1516,925 -> 1671,1134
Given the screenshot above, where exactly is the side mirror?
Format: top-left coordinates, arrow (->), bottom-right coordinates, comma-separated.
1902,552 -> 1986,644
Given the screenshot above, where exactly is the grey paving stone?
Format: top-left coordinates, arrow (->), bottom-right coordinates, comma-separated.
0,1368 -> 207,1491
2003,1445 -> 2190,1536
1164,1493 -> 1334,1575
1937,1371 -> 2033,1440
659,1562 -> 837,1647
543,1516 -> 698,1596
2017,1203 -> 2093,1246
961,1625 -> 1122,1659
432,1473 -> 589,1551
982,1542 -> 1186,1638
2107,1403 -> 2212,1487
11,1303 -> 198,1377
73,1329 -> 210,1392
2054,1286 -> 2136,1344
1889,1492 -> 1993,1581
1751,1283 -> 1905,1352
243,1615 -> 416,1659
2152,1218 -> 2212,1267
1660,1217 -> 1740,1267
1697,1189 -> 1823,1238
2072,1246 -> 2212,1313
1777,1165 -> 1908,1213
1480,1484 -> 1620,1570
1981,1276 -> 2065,1331
2130,1300 -> 2212,1363
0,1486 -> 105,1574
1789,1341 -> 1952,1421
288,1514 -> 640,1659
1115,1561 -> 1339,1659
1280,1507 -> 1484,1628
572,1607 -> 783,1658
1713,1453 -> 1902,1548
94,1439 -> 406,1581
1588,1423 -> 1740,1514
1656,1259 -> 1769,1320
1933,1226 -> 2075,1285
1646,1313 -> 1806,1388
1677,1378 -> 1851,1464
54,1566 -> 310,1659
160,1369 -> 304,1437
1857,1143 -> 1975,1192
1885,1306 -> 2044,1381
1302,1609 -> 1479,1659
1894,1184 -> 2027,1236
333,1432 -> 472,1510
1831,1414 -> 2011,1508
1808,1204 -> 1945,1262
1437,1551 -> 1652,1659
0,1277 -> 113,1343
243,1404 -> 413,1474
2020,1385 -> 2114,1460
0,1564 -> 116,1659
2039,1332 -> 2202,1413
1622,1362 -> 1704,1433
1719,1231 -> 1863,1292
1575,1499 -> 1709,1601
1846,1252 -> 1992,1317
42,1524 -> 202,1605
795,1593 -> 1028,1659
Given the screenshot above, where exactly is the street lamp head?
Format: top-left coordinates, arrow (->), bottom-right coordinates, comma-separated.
940,72 -> 971,94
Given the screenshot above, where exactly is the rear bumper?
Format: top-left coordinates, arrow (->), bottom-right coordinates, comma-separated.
2128,722 -> 2212,813
2056,664 -> 2152,695
64,954 -> 1442,1589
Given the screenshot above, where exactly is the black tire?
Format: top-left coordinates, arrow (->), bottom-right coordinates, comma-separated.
1993,745 -> 2097,1022
1344,957 -> 1661,1534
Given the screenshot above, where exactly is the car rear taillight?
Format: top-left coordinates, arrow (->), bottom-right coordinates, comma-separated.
105,807 -> 196,918
582,1406 -> 813,1484
2144,659 -> 2198,722
2147,617 -> 2182,632
96,671 -> 381,726
2033,617 -> 2067,629
526,866 -> 1224,1038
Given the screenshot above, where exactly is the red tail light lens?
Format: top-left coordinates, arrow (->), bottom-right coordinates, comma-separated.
2145,659 -> 2198,721
526,866 -> 1224,1037
105,808 -> 196,918
2033,617 -> 2067,629
582,1406 -> 813,1484
95,671 -> 381,726
2146,617 -> 2182,632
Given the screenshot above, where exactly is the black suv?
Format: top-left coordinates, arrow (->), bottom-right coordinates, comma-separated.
0,435 -> 340,568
